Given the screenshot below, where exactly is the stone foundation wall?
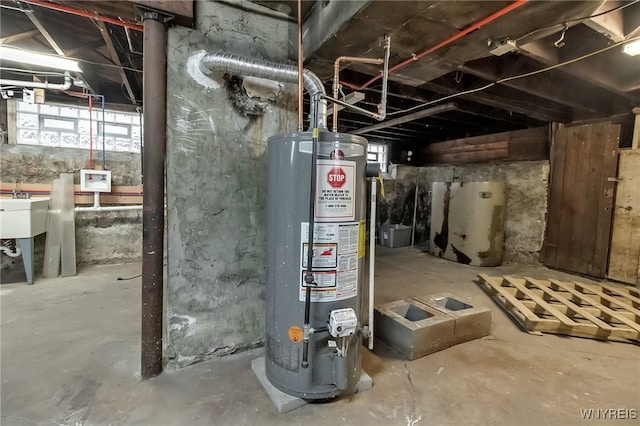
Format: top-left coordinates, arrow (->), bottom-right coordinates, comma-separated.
379,161 -> 550,265
0,144 -> 141,277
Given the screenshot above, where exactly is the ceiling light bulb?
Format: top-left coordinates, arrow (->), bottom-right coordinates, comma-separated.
0,46 -> 82,72
623,39 -> 640,56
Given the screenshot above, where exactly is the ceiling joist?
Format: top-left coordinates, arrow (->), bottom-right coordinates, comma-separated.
95,20 -> 137,105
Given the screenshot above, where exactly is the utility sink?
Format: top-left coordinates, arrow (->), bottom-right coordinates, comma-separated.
0,198 -> 50,239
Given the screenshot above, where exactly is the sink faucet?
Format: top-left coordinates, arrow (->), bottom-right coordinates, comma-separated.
12,189 -> 31,199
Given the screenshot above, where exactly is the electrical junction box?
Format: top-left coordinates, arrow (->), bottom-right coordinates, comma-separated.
328,308 -> 358,338
80,169 -> 111,192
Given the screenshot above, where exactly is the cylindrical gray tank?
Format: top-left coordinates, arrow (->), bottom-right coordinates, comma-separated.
265,130 -> 368,399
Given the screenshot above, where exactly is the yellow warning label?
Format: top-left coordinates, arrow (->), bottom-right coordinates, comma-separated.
358,220 -> 366,259
288,326 -> 303,343
312,128 -> 319,138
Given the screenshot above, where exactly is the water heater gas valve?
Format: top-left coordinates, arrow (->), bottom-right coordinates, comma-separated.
328,308 -> 358,338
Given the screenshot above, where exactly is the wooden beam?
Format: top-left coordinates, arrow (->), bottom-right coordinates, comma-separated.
0,29 -> 40,44
518,39 -> 638,100
584,1 -> 626,42
24,8 -> 97,94
1,183 -> 143,205
95,20 -> 137,105
327,92 -> 365,117
351,102 -> 457,135
422,81 -> 570,123
64,38 -> 107,56
24,10 -> 64,55
462,59 -> 612,115
343,73 -> 542,126
624,2 -> 640,37
423,127 -> 549,165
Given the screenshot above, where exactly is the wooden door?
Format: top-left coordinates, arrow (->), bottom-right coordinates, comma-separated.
608,150 -> 640,284
542,121 -> 620,278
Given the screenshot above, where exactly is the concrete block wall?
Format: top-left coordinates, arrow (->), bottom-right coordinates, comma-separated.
379,161 -> 550,265
0,144 -> 142,276
165,1 -> 296,367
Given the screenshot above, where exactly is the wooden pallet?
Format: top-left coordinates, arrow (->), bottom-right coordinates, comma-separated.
477,274 -> 640,343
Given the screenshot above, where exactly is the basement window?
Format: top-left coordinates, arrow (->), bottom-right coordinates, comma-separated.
367,143 -> 388,173
14,101 -> 142,153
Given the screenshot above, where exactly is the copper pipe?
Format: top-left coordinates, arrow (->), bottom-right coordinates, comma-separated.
20,0 -> 144,31
332,57 -> 383,132
297,0 -> 303,131
352,0 -> 529,90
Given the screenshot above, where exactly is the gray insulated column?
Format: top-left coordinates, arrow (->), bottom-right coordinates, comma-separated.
265,130 -> 368,399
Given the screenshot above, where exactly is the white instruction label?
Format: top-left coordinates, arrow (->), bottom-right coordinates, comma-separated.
315,160 -> 356,221
300,222 -> 360,302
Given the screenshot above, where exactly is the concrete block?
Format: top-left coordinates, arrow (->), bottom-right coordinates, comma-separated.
252,357 -> 307,414
374,299 -> 455,360
355,370 -> 373,393
414,293 -> 491,345
252,357 -> 373,413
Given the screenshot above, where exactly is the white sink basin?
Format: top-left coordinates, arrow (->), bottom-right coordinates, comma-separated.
0,198 -> 50,239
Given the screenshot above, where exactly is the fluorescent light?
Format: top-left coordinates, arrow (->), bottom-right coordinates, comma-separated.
623,39 -> 640,56
0,46 -> 82,72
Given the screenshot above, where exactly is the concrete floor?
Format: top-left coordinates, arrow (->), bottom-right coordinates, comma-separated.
1,248 -> 638,425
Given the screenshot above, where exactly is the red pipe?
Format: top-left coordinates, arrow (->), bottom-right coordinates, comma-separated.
355,0 -> 529,89
20,0 -> 144,32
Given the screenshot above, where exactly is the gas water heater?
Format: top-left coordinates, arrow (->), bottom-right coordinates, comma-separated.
265,130 -> 372,399
197,35 -> 390,400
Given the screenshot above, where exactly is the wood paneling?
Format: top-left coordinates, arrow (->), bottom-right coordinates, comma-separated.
608,150 -> 640,284
542,121 -> 620,278
423,127 -> 549,165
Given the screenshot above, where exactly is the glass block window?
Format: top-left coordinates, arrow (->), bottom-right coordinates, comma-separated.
367,143 -> 388,173
15,101 -> 142,153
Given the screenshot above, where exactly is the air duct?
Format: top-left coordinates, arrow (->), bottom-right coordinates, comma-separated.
199,53 -> 327,129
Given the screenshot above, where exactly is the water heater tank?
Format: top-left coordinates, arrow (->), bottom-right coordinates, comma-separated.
265,130 -> 369,399
429,181 -> 506,266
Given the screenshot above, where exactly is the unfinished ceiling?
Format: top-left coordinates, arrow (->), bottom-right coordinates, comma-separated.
1,0 -> 639,143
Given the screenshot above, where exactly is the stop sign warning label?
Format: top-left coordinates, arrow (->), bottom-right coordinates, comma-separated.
316,160 -> 356,221
327,168 -> 346,188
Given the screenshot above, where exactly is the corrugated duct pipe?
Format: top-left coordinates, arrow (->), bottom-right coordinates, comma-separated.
199,53 -> 327,129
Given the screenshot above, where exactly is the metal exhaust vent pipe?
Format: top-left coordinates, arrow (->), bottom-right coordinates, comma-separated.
199,53 -> 327,129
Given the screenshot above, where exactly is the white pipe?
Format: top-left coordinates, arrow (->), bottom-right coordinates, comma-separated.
368,177 -> 377,351
0,71 -> 72,90
93,192 -> 100,208
74,205 -> 142,212
1,243 -> 21,258
411,180 -> 419,247
632,107 -> 640,149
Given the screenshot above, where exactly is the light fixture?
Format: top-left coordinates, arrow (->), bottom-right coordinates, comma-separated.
623,39 -> 640,56
0,46 -> 82,72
